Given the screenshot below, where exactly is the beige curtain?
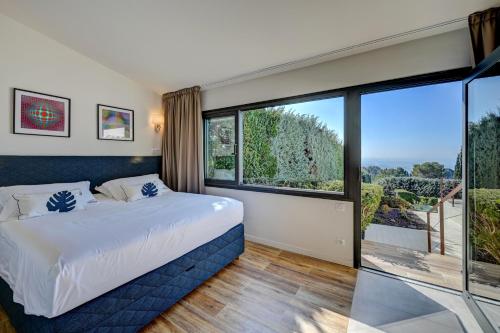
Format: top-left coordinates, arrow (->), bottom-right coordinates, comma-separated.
162,86 -> 204,193
469,7 -> 500,65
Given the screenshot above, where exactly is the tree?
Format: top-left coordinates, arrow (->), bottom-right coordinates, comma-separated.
361,168 -> 372,183
467,112 -> 499,189
411,162 -> 445,179
364,166 -> 382,182
443,168 -> 454,179
454,151 -> 462,179
374,167 -> 409,181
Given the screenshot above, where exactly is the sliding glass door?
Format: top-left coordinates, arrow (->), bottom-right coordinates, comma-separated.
464,48 -> 500,332
360,81 -> 463,289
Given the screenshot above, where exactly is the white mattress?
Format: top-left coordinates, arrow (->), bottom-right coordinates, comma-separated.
0,192 -> 243,318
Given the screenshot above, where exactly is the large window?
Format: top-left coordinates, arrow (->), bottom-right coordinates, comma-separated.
204,95 -> 345,196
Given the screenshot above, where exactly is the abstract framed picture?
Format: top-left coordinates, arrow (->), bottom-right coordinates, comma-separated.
13,88 -> 70,137
97,104 -> 134,141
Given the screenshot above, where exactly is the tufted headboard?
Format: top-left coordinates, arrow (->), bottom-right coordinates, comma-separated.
0,156 -> 162,192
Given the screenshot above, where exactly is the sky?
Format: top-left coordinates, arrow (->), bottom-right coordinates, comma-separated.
282,81 -> 463,170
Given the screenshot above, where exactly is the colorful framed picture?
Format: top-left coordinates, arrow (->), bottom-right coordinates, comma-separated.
97,104 -> 134,141
13,88 -> 71,137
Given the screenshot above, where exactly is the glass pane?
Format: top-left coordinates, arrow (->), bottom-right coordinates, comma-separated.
361,81 -> 463,290
466,63 -> 500,303
205,116 -> 236,181
242,97 -> 344,193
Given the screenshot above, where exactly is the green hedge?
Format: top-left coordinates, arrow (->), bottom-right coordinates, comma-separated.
395,189 -> 418,204
361,183 -> 384,231
469,189 -> 500,263
377,177 -> 461,198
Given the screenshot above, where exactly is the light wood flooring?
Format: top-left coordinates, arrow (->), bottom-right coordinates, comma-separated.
0,241 -> 358,333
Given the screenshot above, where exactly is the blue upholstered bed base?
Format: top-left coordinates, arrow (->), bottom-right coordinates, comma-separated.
0,223 -> 244,333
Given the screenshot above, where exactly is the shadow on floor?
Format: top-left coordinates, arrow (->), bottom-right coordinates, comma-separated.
347,270 -> 481,332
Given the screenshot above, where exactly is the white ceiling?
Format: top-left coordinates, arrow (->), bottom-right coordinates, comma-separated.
0,1 -> 496,93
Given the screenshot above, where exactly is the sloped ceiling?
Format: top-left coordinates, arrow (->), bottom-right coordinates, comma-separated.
0,0 -> 497,93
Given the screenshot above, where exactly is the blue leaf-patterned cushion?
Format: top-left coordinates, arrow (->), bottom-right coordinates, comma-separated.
121,181 -> 168,202
47,191 -> 77,212
141,182 -> 158,197
12,189 -> 85,219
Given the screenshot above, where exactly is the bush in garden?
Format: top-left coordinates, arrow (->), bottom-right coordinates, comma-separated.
418,196 -> 438,206
469,188 -> 500,264
380,195 -> 412,209
395,189 -> 418,204
376,177 -> 461,198
360,183 -> 383,232
214,155 -> 235,170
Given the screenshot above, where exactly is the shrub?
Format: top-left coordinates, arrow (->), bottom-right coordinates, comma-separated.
376,177 -> 461,198
469,189 -> 500,263
380,195 -> 412,209
214,155 -> 235,170
395,189 -> 418,204
418,196 -> 438,206
360,183 -> 383,231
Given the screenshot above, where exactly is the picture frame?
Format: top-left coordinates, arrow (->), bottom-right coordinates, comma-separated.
97,104 -> 134,141
13,88 -> 71,137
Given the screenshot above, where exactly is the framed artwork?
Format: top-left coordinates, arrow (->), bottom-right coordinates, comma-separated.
13,88 -> 71,137
97,104 -> 134,141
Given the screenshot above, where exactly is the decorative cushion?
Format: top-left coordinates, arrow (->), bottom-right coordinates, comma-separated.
96,174 -> 165,201
13,189 -> 87,220
0,181 -> 95,221
121,181 -> 169,202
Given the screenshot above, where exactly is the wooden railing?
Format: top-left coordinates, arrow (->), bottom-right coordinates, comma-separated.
426,183 -> 463,255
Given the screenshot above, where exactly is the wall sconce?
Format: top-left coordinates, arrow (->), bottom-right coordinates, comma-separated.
151,113 -> 163,133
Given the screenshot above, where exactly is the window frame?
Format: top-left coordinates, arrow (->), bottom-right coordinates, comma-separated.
203,90 -> 350,201
203,109 -> 239,185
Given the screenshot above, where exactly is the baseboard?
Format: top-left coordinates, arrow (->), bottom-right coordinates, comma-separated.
245,233 -> 353,267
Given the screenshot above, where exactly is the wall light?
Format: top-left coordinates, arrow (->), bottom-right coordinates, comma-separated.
151,113 -> 163,133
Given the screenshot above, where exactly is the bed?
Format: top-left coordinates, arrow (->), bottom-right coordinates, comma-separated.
0,156 -> 244,332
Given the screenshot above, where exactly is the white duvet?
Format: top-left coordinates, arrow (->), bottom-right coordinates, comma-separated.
0,192 -> 243,318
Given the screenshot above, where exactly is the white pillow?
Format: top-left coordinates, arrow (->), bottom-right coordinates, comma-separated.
121,180 -> 169,202
96,174 -> 164,201
0,181 -> 96,222
13,189 -> 87,220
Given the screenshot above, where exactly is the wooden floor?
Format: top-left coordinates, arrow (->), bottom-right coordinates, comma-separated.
0,241 -> 358,333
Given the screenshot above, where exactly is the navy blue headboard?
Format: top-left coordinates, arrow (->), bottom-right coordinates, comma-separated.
0,156 -> 162,191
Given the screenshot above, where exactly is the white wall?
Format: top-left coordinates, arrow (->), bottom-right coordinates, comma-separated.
0,14 -> 162,156
203,29 -> 472,267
